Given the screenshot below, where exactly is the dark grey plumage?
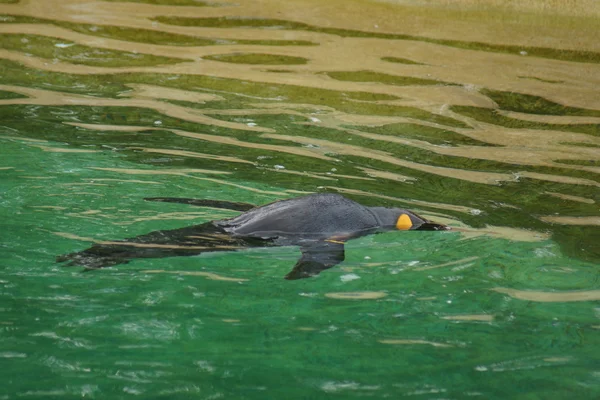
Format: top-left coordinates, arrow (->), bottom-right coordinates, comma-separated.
58,193 -> 449,279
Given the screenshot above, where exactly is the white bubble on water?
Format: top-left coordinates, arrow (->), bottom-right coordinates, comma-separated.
340,274 -> 360,283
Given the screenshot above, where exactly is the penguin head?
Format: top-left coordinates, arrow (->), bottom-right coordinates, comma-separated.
369,207 -> 450,231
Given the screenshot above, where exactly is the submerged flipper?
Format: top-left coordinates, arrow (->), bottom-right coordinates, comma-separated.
144,197 -> 256,212
57,222 -> 268,270
285,240 -> 346,280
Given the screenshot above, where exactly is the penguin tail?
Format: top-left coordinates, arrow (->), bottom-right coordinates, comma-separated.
56,246 -> 130,270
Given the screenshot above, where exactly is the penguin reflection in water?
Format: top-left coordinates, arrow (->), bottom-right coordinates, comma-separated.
58,194 -> 450,280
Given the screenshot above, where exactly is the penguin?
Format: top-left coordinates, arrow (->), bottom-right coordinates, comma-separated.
57,193 -> 449,279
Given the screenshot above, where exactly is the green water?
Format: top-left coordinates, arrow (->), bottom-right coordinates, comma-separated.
2,128 -> 599,399
1,0 -> 600,398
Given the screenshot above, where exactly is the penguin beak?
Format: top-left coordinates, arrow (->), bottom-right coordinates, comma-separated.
415,222 -> 451,231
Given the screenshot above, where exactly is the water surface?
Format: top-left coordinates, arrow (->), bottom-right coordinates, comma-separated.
1,0 -> 599,398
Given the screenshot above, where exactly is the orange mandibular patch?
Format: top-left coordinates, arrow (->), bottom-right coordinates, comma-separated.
396,214 -> 413,230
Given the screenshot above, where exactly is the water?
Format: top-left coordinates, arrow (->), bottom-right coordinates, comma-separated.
1,0 -> 599,398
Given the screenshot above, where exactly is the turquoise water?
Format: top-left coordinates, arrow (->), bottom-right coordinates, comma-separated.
2,134 -> 599,399
1,0 -> 600,398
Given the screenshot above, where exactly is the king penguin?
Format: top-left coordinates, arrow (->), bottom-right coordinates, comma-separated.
58,193 -> 449,279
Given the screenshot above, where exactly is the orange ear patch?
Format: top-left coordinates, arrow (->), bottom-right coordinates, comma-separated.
396,214 -> 413,230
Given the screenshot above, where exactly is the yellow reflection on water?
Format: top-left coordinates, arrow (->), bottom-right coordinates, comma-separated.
325,292 -> 387,300
492,287 -> 600,302
145,270 -> 249,282
379,339 -> 454,348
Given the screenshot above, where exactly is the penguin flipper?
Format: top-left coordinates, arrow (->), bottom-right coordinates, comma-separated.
284,240 -> 345,280
144,197 -> 256,212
